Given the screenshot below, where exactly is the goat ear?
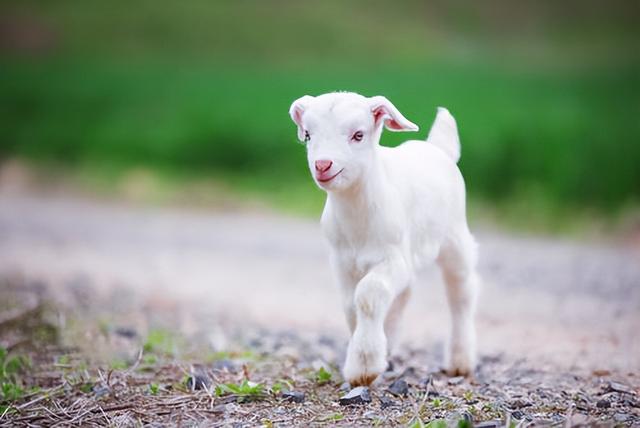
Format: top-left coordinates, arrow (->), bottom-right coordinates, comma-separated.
289,95 -> 314,141
369,96 -> 419,132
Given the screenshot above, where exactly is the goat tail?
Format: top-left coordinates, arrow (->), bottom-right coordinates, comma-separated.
426,107 -> 461,163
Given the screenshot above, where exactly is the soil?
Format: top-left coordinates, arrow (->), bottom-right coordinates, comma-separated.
0,188 -> 638,426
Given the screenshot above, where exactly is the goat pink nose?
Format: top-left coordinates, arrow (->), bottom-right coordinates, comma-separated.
315,160 -> 333,173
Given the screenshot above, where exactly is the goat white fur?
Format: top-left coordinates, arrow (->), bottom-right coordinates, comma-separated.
289,92 -> 479,386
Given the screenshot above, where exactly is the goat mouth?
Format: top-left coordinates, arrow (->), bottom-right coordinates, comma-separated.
317,168 -> 344,183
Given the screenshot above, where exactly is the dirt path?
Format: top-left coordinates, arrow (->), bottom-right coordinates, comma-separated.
1,189 -> 638,375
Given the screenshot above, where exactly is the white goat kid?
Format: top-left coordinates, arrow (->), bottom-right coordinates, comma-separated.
289,92 -> 479,386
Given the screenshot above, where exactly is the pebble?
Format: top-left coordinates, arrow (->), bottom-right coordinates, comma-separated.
339,386 -> 371,405
339,382 -> 351,393
420,376 -> 432,387
509,399 -> 532,408
511,410 -> 524,420
400,367 -> 417,378
569,413 -> 589,426
606,381 -> 636,395
386,360 -> 395,372
318,334 -> 336,347
92,384 -> 111,398
187,374 -> 211,391
114,327 -> 137,339
387,378 -> 409,397
211,404 -> 228,414
596,399 -> 611,409
474,421 -> 501,428
614,412 -> 630,422
282,390 -> 305,403
213,359 -> 236,372
448,376 -> 465,385
379,395 -> 395,409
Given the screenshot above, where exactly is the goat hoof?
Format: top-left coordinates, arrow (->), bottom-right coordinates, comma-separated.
348,373 -> 379,387
444,356 -> 475,378
444,366 -> 473,378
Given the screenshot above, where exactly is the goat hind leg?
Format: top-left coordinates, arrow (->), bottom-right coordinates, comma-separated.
437,229 -> 480,376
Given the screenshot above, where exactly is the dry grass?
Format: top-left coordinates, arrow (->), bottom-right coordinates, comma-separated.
1,278 -> 638,427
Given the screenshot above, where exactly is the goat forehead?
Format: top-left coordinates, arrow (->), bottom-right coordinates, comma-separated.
305,101 -> 372,131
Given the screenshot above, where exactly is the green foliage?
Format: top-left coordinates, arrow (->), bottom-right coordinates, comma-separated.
56,355 -> 71,365
1,0 -> 638,228
457,419 -> 473,428
431,397 -> 442,408
270,379 -> 294,394
314,366 -> 332,385
149,383 -> 159,395
409,418 -> 426,428
79,382 -> 93,394
143,329 -> 177,356
425,420 -> 447,428
1,383 -> 24,402
206,350 -> 258,362
1,59 -> 637,226
109,359 -> 128,370
0,347 -> 29,403
322,412 -> 344,422
142,354 -> 157,365
215,380 -> 264,402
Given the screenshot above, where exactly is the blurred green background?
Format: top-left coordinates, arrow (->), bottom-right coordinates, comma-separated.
1,0 -> 638,232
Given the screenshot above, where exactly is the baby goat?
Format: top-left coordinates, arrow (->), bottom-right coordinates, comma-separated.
289,92 -> 480,386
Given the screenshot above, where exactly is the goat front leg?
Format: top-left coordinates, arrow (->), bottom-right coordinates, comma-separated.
343,257 -> 409,386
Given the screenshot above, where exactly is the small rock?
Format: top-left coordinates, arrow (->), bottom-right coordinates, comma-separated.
211,404 -> 228,414
596,399 -> 611,409
592,369 -> 611,377
386,360 -> 394,372
509,399 -> 532,409
282,390 -> 305,403
213,359 -> 236,372
614,413 -> 630,422
248,337 -> 263,348
379,395 -> 395,409
318,335 -> 335,347
92,384 -> 111,398
339,382 -> 351,393
511,410 -> 525,420
448,376 -> 465,385
275,345 -> 300,359
339,386 -> 371,405
187,374 -> 211,391
420,376 -> 432,387
569,413 -> 589,426
273,406 -> 287,415
114,327 -> 137,339
401,367 -> 417,378
387,379 -> 409,397
606,381 -> 636,395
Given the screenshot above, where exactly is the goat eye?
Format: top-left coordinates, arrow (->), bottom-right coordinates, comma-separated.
351,131 -> 364,142
304,131 -> 311,142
